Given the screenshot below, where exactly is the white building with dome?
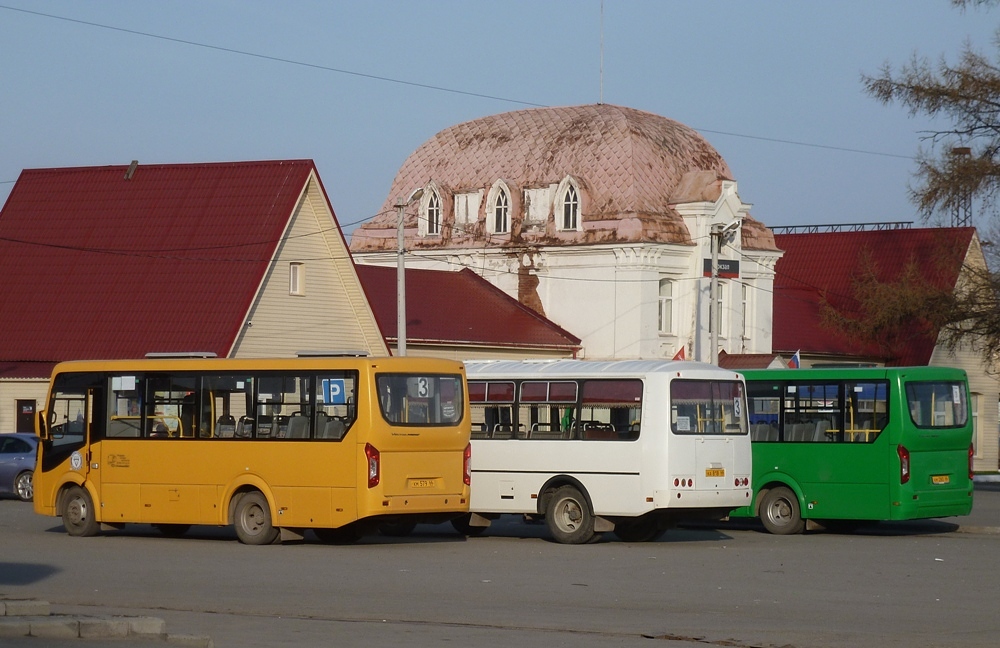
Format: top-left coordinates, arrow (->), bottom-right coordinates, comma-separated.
350,104 -> 782,361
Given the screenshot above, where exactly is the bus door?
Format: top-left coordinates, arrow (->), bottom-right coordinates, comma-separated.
97,374 -> 146,522
780,380 -> 890,520
39,374 -> 101,515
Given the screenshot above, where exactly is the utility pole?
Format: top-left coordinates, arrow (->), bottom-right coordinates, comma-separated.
710,221 -> 741,365
395,188 -> 424,356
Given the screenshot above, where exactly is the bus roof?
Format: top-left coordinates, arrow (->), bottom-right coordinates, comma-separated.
464,359 -> 742,380
47,355 -> 466,378
739,366 -> 968,381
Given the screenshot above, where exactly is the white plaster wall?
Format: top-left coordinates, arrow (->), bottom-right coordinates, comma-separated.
372,232 -> 778,363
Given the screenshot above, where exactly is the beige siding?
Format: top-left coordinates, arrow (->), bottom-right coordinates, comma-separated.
929,344 -> 999,473
932,239 -> 999,473
231,173 -> 388,358
0,379 -> 49,433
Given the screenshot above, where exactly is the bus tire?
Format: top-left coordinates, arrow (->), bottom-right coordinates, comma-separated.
233,492 -> 279,545
15,470 -> 33,502
451,513 -> 487,537
545,485 -> 596,544
613,517 -> 666,543
760,486 -> 805,535
62,485 -> 99,537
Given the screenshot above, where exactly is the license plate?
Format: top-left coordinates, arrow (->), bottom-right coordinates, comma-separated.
409,478 -> 437,489
931,475 -> 950,485
705,468 -> 725,478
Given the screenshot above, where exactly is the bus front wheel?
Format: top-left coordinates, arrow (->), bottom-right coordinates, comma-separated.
760,486 -> 805,535
545,485 -> 596,544
62,485 -> 99,537
233,492 -> 280,545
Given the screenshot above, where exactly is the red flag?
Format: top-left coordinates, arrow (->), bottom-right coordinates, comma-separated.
672,347 -> 686,361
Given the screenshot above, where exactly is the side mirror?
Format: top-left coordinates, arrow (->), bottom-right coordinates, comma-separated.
36,409 -> 50,440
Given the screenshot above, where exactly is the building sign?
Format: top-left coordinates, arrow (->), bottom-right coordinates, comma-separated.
703,259 -> 740,279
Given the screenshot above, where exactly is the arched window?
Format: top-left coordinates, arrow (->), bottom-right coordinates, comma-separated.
561,184 -> 579,230
426,192 -> 441,236
493,188 -> 510,234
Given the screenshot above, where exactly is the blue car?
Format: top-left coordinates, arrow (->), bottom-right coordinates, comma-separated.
0,433 -> 37,501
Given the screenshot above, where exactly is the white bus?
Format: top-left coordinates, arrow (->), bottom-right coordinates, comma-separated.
459,359 -> 753,543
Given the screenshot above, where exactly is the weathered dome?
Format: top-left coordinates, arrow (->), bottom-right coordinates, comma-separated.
351,104 -> 745,251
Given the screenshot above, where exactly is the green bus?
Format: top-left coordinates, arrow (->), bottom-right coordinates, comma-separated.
732,366 -> 974,534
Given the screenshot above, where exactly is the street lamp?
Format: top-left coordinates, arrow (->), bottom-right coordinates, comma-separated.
395,188 -> 424,356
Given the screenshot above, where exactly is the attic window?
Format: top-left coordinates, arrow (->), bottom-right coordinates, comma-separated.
485,180 -> 514,236
289,262 -> 305,296
492,187 -> 510,234
560,184 -> 579,231
426,192 -> 441,236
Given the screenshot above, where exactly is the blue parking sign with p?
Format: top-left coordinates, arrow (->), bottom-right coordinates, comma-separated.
321,379 -> 347,404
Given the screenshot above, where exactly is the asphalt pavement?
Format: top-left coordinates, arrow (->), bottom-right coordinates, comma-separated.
1,477 -> 997,648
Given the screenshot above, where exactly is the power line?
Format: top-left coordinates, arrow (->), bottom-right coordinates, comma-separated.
694,128 -> 914,160
0,3 -> 916,166
0,4 -> 545,109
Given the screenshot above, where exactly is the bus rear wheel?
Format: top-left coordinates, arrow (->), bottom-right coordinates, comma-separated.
62,485 -> 99,537
233,492 -> 279,545
545,485 -> 596,544
760,486 -> 805,535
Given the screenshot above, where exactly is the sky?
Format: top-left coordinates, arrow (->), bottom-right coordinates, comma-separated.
2,1 -> 999,237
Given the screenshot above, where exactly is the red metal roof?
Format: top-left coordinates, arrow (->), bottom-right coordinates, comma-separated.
772,227 -> 975,366
355,265 -> 581,351
0,160 -> 321,373
718,351 -> 782,370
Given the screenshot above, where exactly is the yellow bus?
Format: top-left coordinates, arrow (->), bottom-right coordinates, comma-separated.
33,354 -> 471,544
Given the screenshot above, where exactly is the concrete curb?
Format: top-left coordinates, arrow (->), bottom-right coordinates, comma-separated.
0,598 -> 213,646
955,524 -> 1000,535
